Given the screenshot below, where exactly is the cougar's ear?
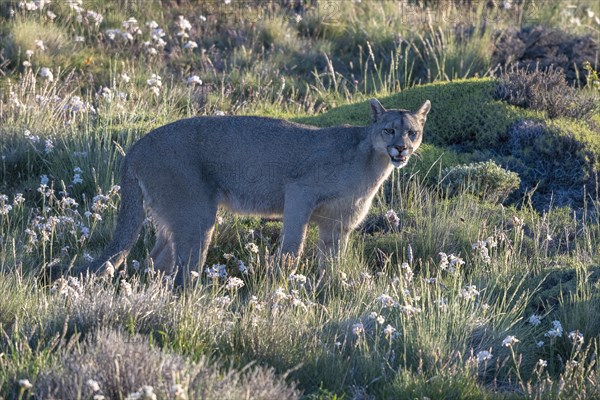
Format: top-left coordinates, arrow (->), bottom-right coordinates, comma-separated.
415,100 -> 431,123
370,98 -> 386,123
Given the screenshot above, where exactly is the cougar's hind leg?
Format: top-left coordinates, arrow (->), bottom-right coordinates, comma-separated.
163,194 -> 217,287
149,225 -> 176,275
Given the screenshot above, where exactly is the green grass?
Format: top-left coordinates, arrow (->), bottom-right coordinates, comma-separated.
1,0 -> 600,398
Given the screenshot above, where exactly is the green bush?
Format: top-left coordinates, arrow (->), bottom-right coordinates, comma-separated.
440,160 -> 521,203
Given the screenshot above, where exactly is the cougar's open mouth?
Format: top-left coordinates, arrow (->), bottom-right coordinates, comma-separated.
388,146 -> 410,168
390,154 -> 408,163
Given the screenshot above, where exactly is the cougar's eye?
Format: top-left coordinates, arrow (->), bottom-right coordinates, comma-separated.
408,130 -> 417,139
384,128 -> 395,135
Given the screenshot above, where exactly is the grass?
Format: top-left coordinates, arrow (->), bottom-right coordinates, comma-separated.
1,0 -> 600,398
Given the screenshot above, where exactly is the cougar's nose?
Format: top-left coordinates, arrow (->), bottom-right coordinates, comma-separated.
388,145 -> 406,154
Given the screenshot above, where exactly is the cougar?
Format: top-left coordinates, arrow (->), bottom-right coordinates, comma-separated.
81,98 -> 430,284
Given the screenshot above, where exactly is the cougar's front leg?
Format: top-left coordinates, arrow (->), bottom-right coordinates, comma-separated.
280,188 -> 314,258
317,221 -> 351,264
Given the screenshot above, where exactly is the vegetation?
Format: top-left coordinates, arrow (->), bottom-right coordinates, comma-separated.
1,0 -> 600,398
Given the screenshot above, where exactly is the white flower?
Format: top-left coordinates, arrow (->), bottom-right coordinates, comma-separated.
170,384 -> 187,399
376,294 -> 397,308
237,260 -> 248,274
383,324 -> 397,339
215,295 -> 232,308
225,277 -> 245,290
122,17 -> 141,33
40,67 -> 54,81
87,379 -> 101,392
538,359 -> 548,368
568,330 -> 584,345
120,280 -> 133,296
147,74 -> 162,87
2,202 -> 14,215
528,314 -> 542,326
399,305 -> 421,316
289,273 -> 307,286
35,39 -> 45,50
72,174 -> 83,184
385,209 -> 399,228
401,262 -> 413,282
545,320 -> 564,338
121,73 -> 131,83
13,193 -> 25,206
105,29 -> 121,41
205,263 -> 227,279
176,15 -> 192,31
65,96 -> 88,113
512,215 -> 524,228
272,287 -> 288,302
502,335 -> 519,347
44,138 -> 54,154
352,322 -> 364,336
21,1 -> 38,11
184,40 -> 198,50
449,254 -> 465,268
86,10 -> 104,26
291,297 -> 307,310
459,285 -> 480,300
24,130 -> 40,143
74,35 -> 85,42
186,75 -> 202,85
151,27 -> 166,40
439,252 -> 464,272
245,242 -> 259,253
476,350 -> 493,364
18,379 -> 33,389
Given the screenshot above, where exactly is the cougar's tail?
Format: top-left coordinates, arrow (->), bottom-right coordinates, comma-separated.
77,161 -> 145,276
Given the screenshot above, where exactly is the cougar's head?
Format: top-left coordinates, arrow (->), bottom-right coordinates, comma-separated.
369,98 -> 431,169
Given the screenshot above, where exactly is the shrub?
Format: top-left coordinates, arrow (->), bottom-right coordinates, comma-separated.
440,160 -> 520,203
34,328 -> 301,400
492,26 -> 600,85
495,66 -> 598,119
501,119 -> 593,209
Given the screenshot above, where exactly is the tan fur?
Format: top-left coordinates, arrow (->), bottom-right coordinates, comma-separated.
82,99 -> 431,284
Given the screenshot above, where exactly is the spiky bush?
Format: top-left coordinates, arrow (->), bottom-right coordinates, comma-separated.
495,67 -> 598,119
493,26 -> 600,85
34,328 -> 301,400
440,160 -> 521,203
